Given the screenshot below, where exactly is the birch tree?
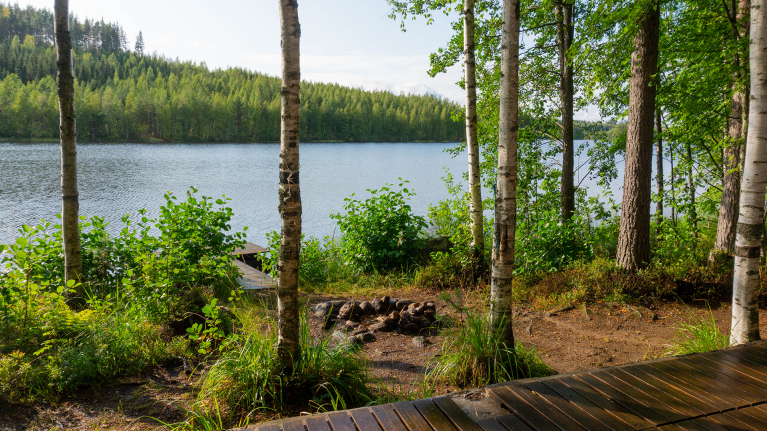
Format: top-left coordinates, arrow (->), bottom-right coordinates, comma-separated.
54,0 -> 83,300
277,0 -> 302,367
464,0 -> 484,262
655,109 -> 663,235
615,0 -> 660,271
730,0 -> 765,345
491,0 -> 520,347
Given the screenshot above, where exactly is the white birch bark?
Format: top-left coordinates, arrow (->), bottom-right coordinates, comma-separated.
730,0 -> 766,345
277,0 -> 302,365
491,0 -> 520,347
465,0 -> 484,259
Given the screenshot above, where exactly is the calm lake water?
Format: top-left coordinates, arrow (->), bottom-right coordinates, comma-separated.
0,141 -> 631,246
0,142 -> 479,245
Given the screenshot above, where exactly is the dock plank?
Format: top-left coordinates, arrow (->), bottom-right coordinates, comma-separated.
414,399 -> 459,431
688,416 -> 732,431
523,381 -> 612,431
713,411 -> 763,431
496,414 -> 534,431
577,372 -> 676,425
631,363 -> 736,411
682,356 -> 767,397
255,424 -> 280,431
662,359 -> 763,403
542,379 -> 640,430
606,368 -> 709,417
476,418 -> 511,431
281,419 -> 306,431
648,361 -> 753,406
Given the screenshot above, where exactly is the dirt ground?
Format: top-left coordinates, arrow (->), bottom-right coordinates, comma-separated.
1,292 -> 763,431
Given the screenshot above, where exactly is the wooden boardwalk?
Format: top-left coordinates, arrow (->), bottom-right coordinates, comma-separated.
249,341 -> 767,431
232,242 -> 276,290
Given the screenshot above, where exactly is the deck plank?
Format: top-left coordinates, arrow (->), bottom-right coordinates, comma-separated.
662,359 -> 763,403
715,410 -> 763,431
682,356 -> 767,397
665,420 -> 709,431
255,425 -> 280,431
304,415 -> 332,431
413,399 -> 459,431
432,396 -> 486,431
705,352 -> 767,384
632,363 -> 736,411
489,386 -> 562,431
523,381 -> 612,431
370,404 -> 409,431
476,418 -> 512,431
392,401 -> 436,431
649,360 -> 753,406
606,367 -> 710,417
350,408 -> 383,431
734,406 -> 767,427
503,384 -> 588,430
495,414 -> 535,431
688,416 -> 732,431
326,411 -> 358,431
577,372 -> 676,425
555,375 -> 652,430
281,419 -> 307,431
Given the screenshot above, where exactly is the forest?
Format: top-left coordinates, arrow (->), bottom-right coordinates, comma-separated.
0,2 -> 464,142
1,0 -> 767,429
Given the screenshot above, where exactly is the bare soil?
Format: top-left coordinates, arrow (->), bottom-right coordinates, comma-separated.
1,292 -> 762,431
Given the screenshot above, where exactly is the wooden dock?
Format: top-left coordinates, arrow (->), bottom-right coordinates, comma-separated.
247,340 -> 767,431
232,242 -> 275,290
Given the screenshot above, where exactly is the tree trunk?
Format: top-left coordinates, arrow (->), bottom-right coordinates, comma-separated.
686,142 -> 697,238
464,0 -> 484,262
55,0 -> 83,302
491,0 -> 520,348
277,0 -> 302,367
655,109 -> 663,236
730,0 -> 764,345
616,1 -> 661,271
557,1 -> 575,221
712,0 -> 749,257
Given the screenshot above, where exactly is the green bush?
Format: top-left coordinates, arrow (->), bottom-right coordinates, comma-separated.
515,211 -> 594,275
331,179 -> 428,273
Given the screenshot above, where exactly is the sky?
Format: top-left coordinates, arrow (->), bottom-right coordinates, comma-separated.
23,0 -> 601,120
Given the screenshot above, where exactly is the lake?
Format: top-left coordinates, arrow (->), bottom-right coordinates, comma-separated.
0,141 -> 628,246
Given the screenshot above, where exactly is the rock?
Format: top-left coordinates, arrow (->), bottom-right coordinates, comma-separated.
383,317 -> 399,327
313,300 -> 346,318
388,311 -> 400,321
351,327 -> 368,336
338,301 -> 363,320
381,295 -> 390,307
425,302 -> 435,310
345,320 -> 360,329
412,336 -> 429,348
415,316 -> 431,328
423,309 -> 436,321
356,332 -> 376,343
360,301 -> 376,315
396,300 -> 414,310
387,298 -> 398,310
407,302 -> 421,311
370,321 -> 393,332
413,304 -> 427,315
322,317 -> 337,330
332,330 -> 362,346
399,310 -> 413,321
402,322 -> 420,333
372,298 -> 385,313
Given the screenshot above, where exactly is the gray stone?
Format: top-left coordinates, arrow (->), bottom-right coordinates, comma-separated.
338,301 -> 363,320
332,330 -> 362,346
396,300 -> 414,310
313,300 -> 346,318
407,302 -> 421,311
351,327 -> 368,336
425,302 -> 435,310
345,320 -> 359,329
412,336 -> 429,348
360,301 -> 376,315
322,316 -> 337,330
372,298 -> 385,313
383,317 -> 398,327
415,316 -> 431,328
399,310 -> 413,321
414,305 -> 427,315
357,332 -> 376,343
423,309 -> 436,321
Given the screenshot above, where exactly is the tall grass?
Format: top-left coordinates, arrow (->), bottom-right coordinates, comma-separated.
666,304 -> 728,356
425,292 -> 553,389
197,305 -> 372,418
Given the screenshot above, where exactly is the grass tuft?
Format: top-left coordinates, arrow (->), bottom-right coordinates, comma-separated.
666,304 -> 728,356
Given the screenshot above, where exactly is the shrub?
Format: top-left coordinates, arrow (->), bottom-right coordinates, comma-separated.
515,211 -> 593,276
331,179 -> 428,273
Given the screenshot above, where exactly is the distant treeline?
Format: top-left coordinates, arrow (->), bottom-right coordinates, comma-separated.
0,3 -> 464,143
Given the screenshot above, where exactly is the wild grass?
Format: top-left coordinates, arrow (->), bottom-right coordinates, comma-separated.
665,304 -> 728,356
197,305 -> 372,419
425,291 -> 554,389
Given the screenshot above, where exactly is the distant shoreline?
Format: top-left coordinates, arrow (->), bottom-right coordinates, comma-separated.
0,138 -> 461,144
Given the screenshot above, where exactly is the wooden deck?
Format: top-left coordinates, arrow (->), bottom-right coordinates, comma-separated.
232,242 -> 275,290
247,340 -> 767,431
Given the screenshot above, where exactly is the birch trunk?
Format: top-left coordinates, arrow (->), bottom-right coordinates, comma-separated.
277,0 -> 302,366
616,1 -> 660,271
465,0 -> 484,261
556,1 -> 575,221
491,0 -> 520,347
730,0 -> 765,345
655,109 -> 663,236
55,0 -> 83,301
686,142 -> 698,238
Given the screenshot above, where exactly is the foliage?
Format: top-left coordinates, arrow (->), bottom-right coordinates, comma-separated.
515,211 -> 594,276
198,306 -> 372,416
331,180 -> 428,273
263,231 -> 353,288
666,305 -> 728,356
426,291 -> 554,388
